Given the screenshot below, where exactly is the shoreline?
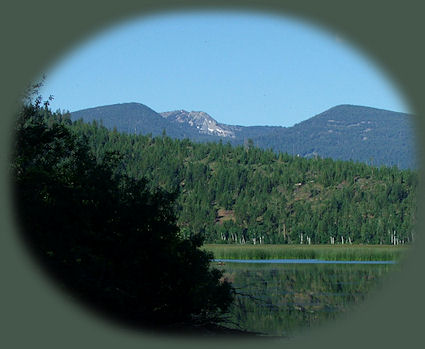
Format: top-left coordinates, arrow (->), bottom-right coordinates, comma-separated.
203,244 -> 408,261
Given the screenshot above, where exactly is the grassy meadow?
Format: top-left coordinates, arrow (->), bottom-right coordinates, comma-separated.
202,244 -> 409,261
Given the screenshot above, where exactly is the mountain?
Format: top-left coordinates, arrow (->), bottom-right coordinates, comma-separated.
70,103 -> 186,138
70,103 -> 416,169
251,105 -> 416,169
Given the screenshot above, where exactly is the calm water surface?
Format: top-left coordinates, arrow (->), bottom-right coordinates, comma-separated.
214,261 -> 396,337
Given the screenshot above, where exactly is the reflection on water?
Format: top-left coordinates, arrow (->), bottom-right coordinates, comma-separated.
215,262 -> 396,337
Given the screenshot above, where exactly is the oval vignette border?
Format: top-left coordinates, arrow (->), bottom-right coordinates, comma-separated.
1,1 -> 424,349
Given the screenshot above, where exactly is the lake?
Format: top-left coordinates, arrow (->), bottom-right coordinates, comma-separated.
213,260 -> 397,337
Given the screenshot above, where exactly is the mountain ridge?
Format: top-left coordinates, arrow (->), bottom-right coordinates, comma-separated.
70,102 -> 416,169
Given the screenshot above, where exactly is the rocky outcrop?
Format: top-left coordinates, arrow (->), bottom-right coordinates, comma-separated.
160,110 -> 236,138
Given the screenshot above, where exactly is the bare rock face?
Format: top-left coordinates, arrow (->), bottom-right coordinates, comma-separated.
160,110 -> 235,138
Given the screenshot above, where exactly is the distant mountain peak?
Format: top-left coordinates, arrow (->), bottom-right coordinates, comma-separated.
160,110 -> 236,138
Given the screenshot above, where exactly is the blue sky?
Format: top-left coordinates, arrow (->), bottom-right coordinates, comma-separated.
40,10 -> 409,127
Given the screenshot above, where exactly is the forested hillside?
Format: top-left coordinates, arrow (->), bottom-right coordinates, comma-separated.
72,119 -> 418,246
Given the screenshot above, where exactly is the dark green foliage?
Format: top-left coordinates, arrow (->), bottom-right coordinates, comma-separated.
70,117 -> 417,247
12,93 -> 234,330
